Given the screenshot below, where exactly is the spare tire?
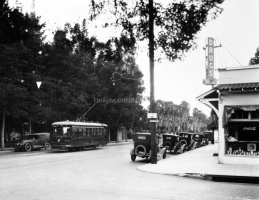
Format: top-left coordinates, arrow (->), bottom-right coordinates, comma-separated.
164,141 -> 172,150
180,140 -> 187,146
135,145 -> 147,156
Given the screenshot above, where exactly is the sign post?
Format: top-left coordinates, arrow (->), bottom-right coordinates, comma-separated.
148,113 -> 157,164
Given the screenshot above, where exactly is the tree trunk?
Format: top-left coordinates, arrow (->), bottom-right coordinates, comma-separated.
29,117 -> 32,134
1,105 -> 6,151
149,0 -> 157,164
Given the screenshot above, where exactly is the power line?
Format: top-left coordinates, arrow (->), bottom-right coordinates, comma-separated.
215,39 -> 243,67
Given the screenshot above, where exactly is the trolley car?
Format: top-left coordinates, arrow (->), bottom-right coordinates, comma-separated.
50,121 -> 108,151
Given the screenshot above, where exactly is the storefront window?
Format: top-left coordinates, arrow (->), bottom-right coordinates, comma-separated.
251,111 -> 259,119
224,106 -> 259,156
231,110 -> 248,119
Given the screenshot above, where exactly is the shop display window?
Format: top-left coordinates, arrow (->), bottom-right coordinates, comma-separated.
224,107 -> 259,156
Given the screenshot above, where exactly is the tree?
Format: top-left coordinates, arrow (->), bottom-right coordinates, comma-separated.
90,0 -> 224,163
192,108 -> 207,133
155,100 -> 191,133
249,47 -> 259,65
179,101 -> 190,131
40,22 -> 145,140
0,0 -> 45,150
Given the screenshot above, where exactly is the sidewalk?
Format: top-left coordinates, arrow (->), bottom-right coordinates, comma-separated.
107,139 -> 133,146
137,143 -> 259,181
0,147 -> 14,153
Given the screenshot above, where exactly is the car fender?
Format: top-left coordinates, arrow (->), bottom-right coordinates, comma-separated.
157,147 -> 166,156
130,148 -> 135,155
180,144 -> 186,151
157,147 -> 166,160
160,147 -> 167,154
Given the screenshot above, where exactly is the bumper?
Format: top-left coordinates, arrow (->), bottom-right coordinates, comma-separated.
14,145 -> 25,151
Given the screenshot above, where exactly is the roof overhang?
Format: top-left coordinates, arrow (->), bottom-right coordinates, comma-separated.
196,88 -> 219,117
218,82 -> 259,91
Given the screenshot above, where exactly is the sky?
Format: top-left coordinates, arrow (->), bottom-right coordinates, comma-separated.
9,0 -> 259,117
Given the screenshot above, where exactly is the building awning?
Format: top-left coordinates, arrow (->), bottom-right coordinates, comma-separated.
218,83 -> 259,90
222,105 -> 259,128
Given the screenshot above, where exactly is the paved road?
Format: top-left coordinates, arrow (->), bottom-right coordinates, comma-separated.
0,144 -> 259,200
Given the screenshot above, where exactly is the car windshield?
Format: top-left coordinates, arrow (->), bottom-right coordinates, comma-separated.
23,135 -> 38,140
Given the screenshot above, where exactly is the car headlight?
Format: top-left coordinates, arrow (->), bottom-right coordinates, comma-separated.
19,142 -> 24,145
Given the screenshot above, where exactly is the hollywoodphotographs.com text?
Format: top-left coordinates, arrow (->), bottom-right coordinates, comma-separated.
94,97 -> 141,104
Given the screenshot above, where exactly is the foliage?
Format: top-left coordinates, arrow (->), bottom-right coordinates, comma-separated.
249,47 -> 259,65
0,0 -> 220,149
90,0 -> 224,61
155,99 -> 209,133
40,22 -> 145,131
0,0 -> 46,148
192,107 -> 208,133
0,0 -> 146,142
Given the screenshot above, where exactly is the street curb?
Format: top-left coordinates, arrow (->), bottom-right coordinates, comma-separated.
137,167 -> 206,180
0,148 -> 14,153
137,167 -> 259,183
181,173 -> 207,180
107,141 -> 133,146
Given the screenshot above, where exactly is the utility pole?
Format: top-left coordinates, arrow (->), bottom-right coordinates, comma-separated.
149,0 -> 157,164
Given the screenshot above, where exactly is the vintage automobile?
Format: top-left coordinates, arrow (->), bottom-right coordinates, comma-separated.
192,133 -> 205,148
162,133 -> 186,154
179,132 -> 197,150
130,132 -> 167,161
15,132 -> 51,152
202,131 -> 212,145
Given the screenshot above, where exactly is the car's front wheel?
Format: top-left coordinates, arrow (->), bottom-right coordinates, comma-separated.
45,142 -> 51,150
25,143 -> 32,152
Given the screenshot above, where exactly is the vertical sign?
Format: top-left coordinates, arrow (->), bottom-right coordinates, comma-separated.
203,37 -> 216,85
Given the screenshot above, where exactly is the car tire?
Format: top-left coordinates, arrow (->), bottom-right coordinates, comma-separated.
45,142 -> 51,150
131,155 -> 136,161
25,143 -> 32,152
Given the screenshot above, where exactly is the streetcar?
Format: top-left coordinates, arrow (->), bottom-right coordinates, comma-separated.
50,121 -> 108,151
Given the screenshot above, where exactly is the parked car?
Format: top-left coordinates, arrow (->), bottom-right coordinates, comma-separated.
162,133 -> 186,154
202,131 -> 212,144
179,132 -> 197,150
15,133 -> 51,152
130,132 -> 167,161
192,133 -> 205,148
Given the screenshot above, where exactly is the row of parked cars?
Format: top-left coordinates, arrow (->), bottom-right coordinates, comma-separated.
130,131 -> 211,161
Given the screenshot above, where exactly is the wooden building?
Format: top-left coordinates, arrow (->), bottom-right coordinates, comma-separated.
197,65 -> 259,164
